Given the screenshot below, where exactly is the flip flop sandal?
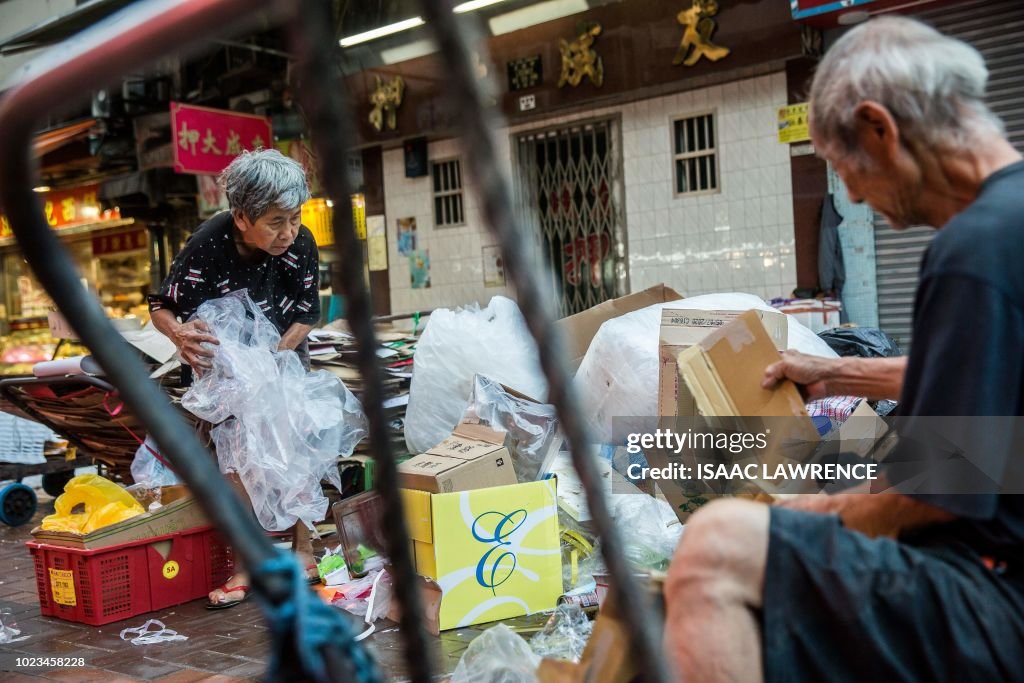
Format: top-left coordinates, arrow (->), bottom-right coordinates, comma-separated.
206,583 -> 251,610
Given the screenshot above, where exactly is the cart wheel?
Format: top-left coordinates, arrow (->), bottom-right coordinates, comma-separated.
42,470 -> 75,497
0,483 -> 37,527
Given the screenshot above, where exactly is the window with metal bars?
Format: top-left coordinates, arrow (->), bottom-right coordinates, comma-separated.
432,158 -> 465,227
672,112 -> 719,196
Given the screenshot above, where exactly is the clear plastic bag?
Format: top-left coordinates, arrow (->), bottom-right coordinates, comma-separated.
612,494 -> 684,572
405,297 -> 548,454
130,435 -> 179,488
181,291 -> 367,531
462,375 -> 561,481
451,623 -> 541,683
530,604 -> 593,663
574,293 -> 839,443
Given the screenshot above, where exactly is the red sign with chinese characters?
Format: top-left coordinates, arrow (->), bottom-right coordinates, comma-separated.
92,228 -> 148,256
0,184 -> 104,239
170,102 -> 273,175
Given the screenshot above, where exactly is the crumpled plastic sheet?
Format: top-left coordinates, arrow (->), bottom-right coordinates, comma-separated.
451,623 -> 541,683
405,296 -> 548,454
575,292 -> 840,444
462,374 -> 561,481
0,608 -> 28,644
530,604 -> 594,663
181,291 -> 367,531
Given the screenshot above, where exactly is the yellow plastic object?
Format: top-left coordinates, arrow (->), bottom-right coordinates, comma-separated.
41,474 -> 145,535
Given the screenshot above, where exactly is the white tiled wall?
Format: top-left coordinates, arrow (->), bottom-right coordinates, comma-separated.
382,71 -> 796,314
383,139 -> 515,315
624,72 -> 796,301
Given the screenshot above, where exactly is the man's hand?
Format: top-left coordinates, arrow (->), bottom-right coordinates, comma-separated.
762,350 -> 839,399
172,320 -> 219,373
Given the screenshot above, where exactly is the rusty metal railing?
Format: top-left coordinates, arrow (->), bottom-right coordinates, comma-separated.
0,1 -> 670,680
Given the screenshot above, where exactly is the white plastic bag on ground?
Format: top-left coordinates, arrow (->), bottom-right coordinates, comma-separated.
452,623 -> 541,683
405,297 -> 548,454
181,291 -> 367,531
575,292 -> 838,443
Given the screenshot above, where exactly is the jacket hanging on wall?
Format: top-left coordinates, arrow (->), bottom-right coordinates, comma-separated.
818,193 -> 845,297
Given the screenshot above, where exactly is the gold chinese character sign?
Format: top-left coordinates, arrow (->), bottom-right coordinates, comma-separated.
369,75 -> 405,133
558,23 -> 604,88
673,0 -> 730,67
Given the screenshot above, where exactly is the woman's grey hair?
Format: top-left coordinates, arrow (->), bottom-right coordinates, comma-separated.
219,149 -> 311,220
809,16 -> 1004,163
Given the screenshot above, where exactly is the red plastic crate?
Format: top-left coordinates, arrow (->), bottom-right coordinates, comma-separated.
27,526 -> 234,626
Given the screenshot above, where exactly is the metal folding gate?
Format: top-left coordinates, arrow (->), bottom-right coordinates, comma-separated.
873,0 -> 1024,351
515,117 -> 628,317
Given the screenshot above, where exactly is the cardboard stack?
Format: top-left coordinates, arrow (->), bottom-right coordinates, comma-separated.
308,322 -> 420,457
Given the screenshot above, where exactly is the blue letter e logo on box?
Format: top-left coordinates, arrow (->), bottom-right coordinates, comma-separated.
472,509 -> 527,595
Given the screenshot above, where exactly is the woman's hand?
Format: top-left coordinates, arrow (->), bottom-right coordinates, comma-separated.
173,320 -> 219,374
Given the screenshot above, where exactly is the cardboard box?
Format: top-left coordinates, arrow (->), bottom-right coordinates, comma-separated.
398,423 -> 517,493
658,308 -> 788,416
399,479 -> 562,630
30,486 -> 209,550
556,284 -> 683,371
644,311 -> 820,519
676,310 -> 811,419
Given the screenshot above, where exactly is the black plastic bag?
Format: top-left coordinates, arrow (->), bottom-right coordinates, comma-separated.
818,327 -> 903,358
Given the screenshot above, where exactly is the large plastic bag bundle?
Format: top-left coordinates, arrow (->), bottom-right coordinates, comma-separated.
41,474 -> 145,534
405,296 -> 547,454
181,291 -> 367,532
462,374 -> 561,481
575,292 -> 838,443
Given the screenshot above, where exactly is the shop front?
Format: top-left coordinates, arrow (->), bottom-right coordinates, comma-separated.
0,185 -> 156,374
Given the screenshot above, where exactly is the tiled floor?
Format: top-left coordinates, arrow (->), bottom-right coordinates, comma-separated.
0,487 -> 545,681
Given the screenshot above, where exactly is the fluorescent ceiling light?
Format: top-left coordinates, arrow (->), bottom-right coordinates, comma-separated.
489,0 -> 589,36
32,185 -> 50,193
339,17 -> 425,48
454,0 -> 511,13
380,38 -> 439,65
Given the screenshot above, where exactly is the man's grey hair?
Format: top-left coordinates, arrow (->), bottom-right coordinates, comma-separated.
219,149 -> 311,220
809,16 -> 1004,163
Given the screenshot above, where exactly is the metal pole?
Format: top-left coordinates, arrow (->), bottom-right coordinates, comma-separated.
288,2 -> 434,681
418,2 -> 672,681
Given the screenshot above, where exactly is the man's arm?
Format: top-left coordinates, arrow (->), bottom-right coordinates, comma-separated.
278,322 -> 314,352
775,485 -> 955,538
763,352 -> 907,401
151,308 -> 219,371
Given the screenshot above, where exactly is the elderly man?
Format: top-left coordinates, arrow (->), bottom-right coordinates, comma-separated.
664,17 -> 1024,681
149,149 -> 322,608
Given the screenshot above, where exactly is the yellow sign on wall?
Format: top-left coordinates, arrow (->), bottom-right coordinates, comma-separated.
777,102 -> 810,144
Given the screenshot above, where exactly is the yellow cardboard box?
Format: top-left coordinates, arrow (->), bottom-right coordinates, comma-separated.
400,479 -> 562,630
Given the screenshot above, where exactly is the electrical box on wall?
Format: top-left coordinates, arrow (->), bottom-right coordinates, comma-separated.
404,137 -> 428,178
